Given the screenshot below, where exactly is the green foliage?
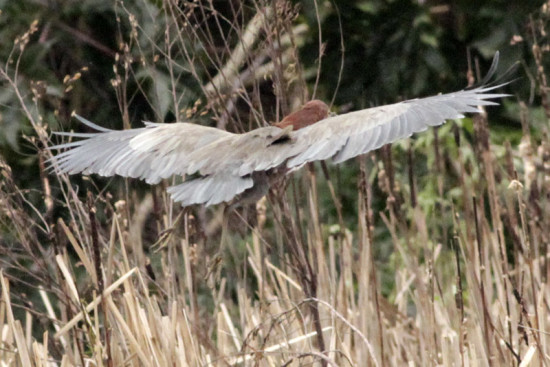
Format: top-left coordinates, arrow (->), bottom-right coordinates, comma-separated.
300,0 -> 534,103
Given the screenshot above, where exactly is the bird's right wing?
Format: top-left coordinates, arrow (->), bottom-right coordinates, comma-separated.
51,115 -> 233,183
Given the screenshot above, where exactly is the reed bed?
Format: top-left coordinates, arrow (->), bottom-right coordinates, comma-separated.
0,0 -> 548,366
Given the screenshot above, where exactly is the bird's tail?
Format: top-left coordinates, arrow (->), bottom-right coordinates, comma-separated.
167,174 -> 253,207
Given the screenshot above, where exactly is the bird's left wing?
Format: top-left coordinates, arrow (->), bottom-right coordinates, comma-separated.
243,84 -> 508,172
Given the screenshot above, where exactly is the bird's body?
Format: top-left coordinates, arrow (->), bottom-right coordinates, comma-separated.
51,80 -> 507,207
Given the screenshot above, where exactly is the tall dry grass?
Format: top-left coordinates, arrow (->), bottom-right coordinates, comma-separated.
0,0 -> 549,366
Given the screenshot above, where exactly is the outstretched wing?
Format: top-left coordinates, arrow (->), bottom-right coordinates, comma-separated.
51,115 -> 233,184
265,84 -> 507,171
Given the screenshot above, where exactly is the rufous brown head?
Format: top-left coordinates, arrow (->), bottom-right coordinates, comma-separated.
273,100 -> 330,131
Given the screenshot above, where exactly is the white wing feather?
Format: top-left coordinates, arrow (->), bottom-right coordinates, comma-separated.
51,116 -> 232,184
282,85 -> 507,167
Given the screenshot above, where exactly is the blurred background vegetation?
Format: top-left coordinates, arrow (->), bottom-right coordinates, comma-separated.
0,0 -> 542,278
1,0 -> 550,365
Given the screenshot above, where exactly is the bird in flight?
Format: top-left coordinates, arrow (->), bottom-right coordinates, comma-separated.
51,61 -> 507,208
